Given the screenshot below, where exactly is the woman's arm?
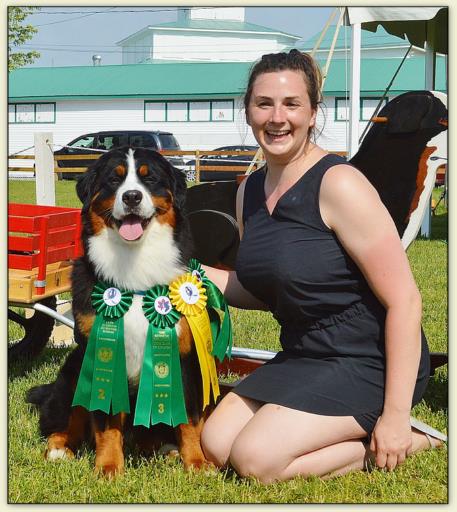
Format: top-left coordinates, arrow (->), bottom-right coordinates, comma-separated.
201,176 -> 268,311
320,164 -> 422,471
201,265 -> 268,310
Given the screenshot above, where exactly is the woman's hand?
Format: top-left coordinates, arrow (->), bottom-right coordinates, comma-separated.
370,411 -> 412,471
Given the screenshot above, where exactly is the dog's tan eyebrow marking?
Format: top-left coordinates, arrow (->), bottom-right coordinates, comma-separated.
139,164 -> 149,177
115,165 -> 126,177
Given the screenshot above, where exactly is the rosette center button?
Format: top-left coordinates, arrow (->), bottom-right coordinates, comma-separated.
103,287 -> 122,307
179,282 -> 200,305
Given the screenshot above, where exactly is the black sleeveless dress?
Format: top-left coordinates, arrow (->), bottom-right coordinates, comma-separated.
234,154 -> 430,434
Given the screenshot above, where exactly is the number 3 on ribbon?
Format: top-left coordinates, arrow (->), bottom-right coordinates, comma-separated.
98,388 -> 105,400
158,403 -> 164,414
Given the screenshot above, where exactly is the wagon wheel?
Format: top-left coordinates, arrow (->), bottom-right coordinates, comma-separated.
8,296 -> 57,362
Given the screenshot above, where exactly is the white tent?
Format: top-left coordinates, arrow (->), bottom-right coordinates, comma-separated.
344,7 -> 448,236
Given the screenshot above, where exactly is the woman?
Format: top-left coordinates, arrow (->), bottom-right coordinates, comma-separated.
200,50 -> 442,483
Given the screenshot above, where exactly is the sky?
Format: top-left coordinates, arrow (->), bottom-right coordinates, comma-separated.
18,6 -> 335,68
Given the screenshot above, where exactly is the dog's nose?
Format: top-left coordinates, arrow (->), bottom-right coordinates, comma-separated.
122,190 -> 143,207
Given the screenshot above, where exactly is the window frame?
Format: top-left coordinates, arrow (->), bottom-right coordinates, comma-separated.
334,97 -> 350,122
335,96 -> 389,122
360,97 -> 389,121
8,102 -> 56,124
144,99 -> 234,123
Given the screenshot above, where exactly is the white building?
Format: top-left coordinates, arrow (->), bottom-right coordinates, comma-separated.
117,7 -> 300,63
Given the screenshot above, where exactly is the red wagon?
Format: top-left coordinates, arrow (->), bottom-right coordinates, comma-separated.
8,203 -> 82,359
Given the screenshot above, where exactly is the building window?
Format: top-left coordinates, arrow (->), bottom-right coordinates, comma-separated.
167,102 -> 188,122
144,99 -> 234,122
8,103 -> 56,123
335,98 -> 349,122
361,97 -> 388,121
211,100 -> 233,121
335,97 -> 389,122
189,101 -> 211,121
145,101 -> 166,122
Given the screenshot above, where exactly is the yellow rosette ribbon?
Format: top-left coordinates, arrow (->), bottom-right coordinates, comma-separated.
169,273 -> 220,408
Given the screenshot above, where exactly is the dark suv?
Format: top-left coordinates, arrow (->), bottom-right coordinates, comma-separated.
55,130 -> 184,179
185,145 -> 259,182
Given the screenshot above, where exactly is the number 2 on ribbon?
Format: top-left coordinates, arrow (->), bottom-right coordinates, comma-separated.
98,388 -> 105,400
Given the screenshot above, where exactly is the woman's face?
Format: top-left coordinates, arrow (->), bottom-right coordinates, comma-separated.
247,70 -> 317,165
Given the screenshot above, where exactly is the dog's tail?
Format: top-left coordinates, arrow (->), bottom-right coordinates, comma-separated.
26,383 -> 54,407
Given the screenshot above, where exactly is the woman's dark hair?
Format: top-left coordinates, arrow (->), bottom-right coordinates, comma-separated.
244,49 -> 323,139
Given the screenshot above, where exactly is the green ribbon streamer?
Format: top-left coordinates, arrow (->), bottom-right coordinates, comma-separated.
134,285 -> 188,427
188,259 -> 233,361
72,282 -> 132,415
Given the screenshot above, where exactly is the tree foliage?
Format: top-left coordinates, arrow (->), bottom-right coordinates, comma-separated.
8,6 -> 40,71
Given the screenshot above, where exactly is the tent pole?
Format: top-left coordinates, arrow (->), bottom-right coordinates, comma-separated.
420,20 -> 437,238
348,22 -> 361,159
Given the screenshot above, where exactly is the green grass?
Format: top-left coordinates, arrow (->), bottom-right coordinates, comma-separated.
9,179 -> 81,208
8,181 -> 448,504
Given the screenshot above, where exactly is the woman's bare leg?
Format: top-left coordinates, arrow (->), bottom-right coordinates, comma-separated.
201,392 -> 262,467
229,404 -> 368,483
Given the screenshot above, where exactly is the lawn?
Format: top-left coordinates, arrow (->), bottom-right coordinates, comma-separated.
7,180 -> 448,504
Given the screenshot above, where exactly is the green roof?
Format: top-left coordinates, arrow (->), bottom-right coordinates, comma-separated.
8,56 -> 446,102
298,25 -> 411,51
317,55 -> 446,95
117,20 -> 300,45
8,62 -> 253,101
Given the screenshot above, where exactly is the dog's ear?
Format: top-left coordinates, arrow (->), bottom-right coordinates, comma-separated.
76,161 -> 100,207
172,166 -> 187,210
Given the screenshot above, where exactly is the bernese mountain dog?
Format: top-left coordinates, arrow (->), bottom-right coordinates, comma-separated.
27,147 -> 212,476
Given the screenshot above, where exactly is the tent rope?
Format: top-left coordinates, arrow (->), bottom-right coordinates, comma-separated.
359,44 -> 413,143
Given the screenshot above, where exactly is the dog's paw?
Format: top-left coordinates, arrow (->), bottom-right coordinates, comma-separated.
45,446 -> 75,461
183,457 -> 216,472
95,463 -> 124,478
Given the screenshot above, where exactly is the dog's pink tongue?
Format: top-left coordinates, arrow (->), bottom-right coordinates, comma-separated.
119,216 -> 143,241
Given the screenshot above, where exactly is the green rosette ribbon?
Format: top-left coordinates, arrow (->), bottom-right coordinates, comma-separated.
72,282 -> 132,415
133,285 -> 188,428
188,259 -> 233,361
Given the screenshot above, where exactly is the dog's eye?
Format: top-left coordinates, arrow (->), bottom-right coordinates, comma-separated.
143,174 -> 157,183
110,175 -> 122,185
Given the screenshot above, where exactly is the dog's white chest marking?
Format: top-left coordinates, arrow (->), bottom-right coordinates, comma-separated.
123,295 -> 149,385
123,295 -> 182,386
88,221 -> 184,292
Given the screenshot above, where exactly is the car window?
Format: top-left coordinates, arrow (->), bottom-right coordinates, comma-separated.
69,136 -> 95,149
96,134 -> 128,150
129,134 -> 158,149
158,134 -> 180,150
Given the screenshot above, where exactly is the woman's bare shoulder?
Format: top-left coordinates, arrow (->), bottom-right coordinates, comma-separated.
321,163 -> 379,198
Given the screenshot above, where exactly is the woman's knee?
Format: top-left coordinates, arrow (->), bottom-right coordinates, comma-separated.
201,421 -> 229,468
229,435 -> 280,484
201,393 -> 259,468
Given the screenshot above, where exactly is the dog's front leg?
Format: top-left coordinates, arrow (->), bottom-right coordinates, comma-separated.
92,411 -> 127,477
45,406 -> 89,460
176,416 -> 211,470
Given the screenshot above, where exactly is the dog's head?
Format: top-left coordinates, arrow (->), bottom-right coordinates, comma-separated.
76,146 -> 187,243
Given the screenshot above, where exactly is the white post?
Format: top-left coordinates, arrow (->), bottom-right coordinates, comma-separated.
348,23 -> 361,158
420,23 -> 436,238
34,132 -> 55,206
